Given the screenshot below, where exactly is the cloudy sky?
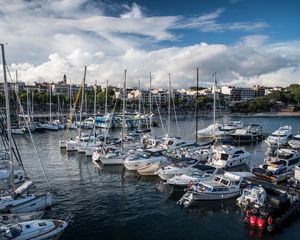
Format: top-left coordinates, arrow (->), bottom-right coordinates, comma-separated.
1,0 -> 300,89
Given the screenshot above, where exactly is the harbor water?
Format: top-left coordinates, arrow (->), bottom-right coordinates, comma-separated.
9,114 -> 300,240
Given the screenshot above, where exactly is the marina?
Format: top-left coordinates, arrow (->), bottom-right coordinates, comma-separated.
1,1 -> 300,239
1,114 -> 300,240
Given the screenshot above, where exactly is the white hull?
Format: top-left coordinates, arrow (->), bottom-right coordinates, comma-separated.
40,123 -> 59,131
66,140 -> 78,152
0,193 -> 53,214
137,161 -> 162,176
0,219 -> 68,240
191,189 -> 240,201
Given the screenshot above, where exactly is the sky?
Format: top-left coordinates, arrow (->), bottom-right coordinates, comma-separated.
1,0 -> 300,89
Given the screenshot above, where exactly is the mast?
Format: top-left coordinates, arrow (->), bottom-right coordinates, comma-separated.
49,83 -> 52,123
121,70 -> 126,150
105,80 -> 108,115
213,72 -> 217,137
196,68 -> 199,144
149,73 -> 152,129
31,91 -> 34,122
1,43 -> 16,195
168,73 -> 171,136
93,80 -> 97,145
138,79 -> 141,130
69,79 -> 72,112
78,66 -> 87,140
26,88 -> 30,122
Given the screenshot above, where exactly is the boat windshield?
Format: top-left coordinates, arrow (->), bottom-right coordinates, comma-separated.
4,225 -> 22,239
220,153 -> 229,160
138,152 -> 151,158
271,134 -> 287,137
278,153 -> 294,160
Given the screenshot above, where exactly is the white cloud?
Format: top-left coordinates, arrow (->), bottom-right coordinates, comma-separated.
0,1 -> 299,89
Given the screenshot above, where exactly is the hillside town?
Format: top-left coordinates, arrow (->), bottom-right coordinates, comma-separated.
0,74 -> 298,116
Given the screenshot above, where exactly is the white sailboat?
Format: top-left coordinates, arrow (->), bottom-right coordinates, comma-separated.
40,84 -> 59,131
0,219 -> 68,239
0,44 -> 53,214
66,66 -> 87,152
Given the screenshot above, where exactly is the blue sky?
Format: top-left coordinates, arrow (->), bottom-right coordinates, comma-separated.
1,0 -> 300,89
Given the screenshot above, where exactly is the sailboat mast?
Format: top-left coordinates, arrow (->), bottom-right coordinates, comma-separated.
168,73 -> 171,136
69,79 -> 72,112
149,73 -> 152,129
121,70 -> 126,150
31,91 -> 34,122
196,68 -> 199,144
93,80 -> 97,145
138,79 -> 141,130
1,43 -> 16,195
213,72 -> 216,137
105,80 -> 108,115
49,83 -> 52,122
26,88 -> 30,122
79,66 -> 87,140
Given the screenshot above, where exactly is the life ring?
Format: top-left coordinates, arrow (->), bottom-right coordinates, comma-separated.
200,186 -> 206,192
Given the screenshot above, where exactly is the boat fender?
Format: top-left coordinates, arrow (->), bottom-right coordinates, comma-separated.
256,217 -> 266,230
268,216 -> 273,225
189,180 -> 194,187
249,215 -> 257,226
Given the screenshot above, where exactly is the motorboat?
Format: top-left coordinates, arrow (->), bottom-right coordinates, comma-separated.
288,134 -> 300,149
208,145 -> 252,168
124,148 -> 167,171
236,185 -> 267,208
230,124 -> 264,145
155,159 -> 201,181
177,171 -> 254,207
265,125 -> 293,147
0,219 -> 68,240
166,165 -> 218,189
252,148 -> 300,183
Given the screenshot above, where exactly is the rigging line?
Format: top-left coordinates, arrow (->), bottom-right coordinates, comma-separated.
154,95 -> 166,136
7,67 -> 52,190
62,84 -> 83,140
104,96 -> 119,146
0,108 -> 24,171
169,80 -> 180,137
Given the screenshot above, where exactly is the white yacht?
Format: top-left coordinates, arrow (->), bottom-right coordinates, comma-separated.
166,165 -> 218,189
252,148 -> 300,183
288,134 -> 300,149
155,159 -> 200,181
124,148 -> 167,171
236,185 -> 267,208
197,123 -> 222,139
177,172 -> 254,207
265,125 -> 293,147
230,124 -> 264,144
208,145 -> 252,168
0,219 -> 68,240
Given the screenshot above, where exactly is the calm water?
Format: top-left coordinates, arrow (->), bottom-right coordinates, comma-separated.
7,114 -> 300,240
